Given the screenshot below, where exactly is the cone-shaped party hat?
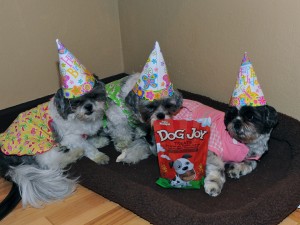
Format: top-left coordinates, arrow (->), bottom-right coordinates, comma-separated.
132,41 -> 174,101
56,39 -> 95,98
229,52 -> 266,107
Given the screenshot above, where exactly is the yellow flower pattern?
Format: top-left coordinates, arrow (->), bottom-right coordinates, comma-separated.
0,102 -> 56,156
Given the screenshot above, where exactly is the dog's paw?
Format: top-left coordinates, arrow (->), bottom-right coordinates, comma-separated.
115,150 -> 139,164
91,152 -> 110,165
204,179 -> 222,197
89,136 -> 110,149
116,149 -> 150,164
114,140 -> 132,152
227,161 -> 257,179
113,136 -> 134,152
116,150 -> 128,163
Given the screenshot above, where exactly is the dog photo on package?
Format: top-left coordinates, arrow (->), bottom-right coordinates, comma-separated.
154,119 -> 210,189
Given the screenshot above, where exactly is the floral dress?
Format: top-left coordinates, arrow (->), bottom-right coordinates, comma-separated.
0,102 -> 56,156
105,79 -> 140,128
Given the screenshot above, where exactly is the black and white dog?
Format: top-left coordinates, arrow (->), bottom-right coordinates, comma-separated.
170,154 -> 195,188
204,105 -> 278,196
105,73 -> 183,164
0,75 -> 109,219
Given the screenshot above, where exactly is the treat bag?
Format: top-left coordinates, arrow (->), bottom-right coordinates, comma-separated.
154,119 -> 210,189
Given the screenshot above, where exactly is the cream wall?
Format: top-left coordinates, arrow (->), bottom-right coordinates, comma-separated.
0,0 -> 123,109
1,0 -> 300,121
119,0 -> 300,121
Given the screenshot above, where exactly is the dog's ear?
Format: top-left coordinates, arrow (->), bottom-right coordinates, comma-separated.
173,89 -> 183,110
182,154 -> 192,159
93,74 -> 106,93
125,90 -> 139,113
224,106 -> 238,127
93,73 -> 100,81
262,105 -> 278,132
54,88 -> 69,120
169,161 -> 174,168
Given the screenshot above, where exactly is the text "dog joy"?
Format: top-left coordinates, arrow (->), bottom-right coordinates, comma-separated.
157,128 -> 208,142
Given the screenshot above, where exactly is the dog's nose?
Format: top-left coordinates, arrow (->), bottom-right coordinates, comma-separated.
234,120 -> 242,130
156,113 -> 165,120
84,104 -> 93,112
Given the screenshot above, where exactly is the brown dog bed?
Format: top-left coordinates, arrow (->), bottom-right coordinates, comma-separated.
1,74 -> 300,225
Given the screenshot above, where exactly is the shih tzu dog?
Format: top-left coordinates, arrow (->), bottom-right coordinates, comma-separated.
225,105 -> 278,177
173,99 -> 278,197
0,75 -> 109,219
105,41 -> 183,164
204,104 -> 278,197
105,73 -> 183,164
203,52 -> 280,196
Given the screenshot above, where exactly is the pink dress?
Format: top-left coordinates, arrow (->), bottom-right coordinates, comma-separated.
173,99 -> 249,162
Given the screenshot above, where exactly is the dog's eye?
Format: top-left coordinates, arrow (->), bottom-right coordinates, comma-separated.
164,103 -> 174,109
245,113 -> 254,121
71,99 -> 83,106
88,93 -> 106,102
89,94 -> 97,99
89,93 -> 102,100
146,104 -> 157,111
185,162 -> 189,165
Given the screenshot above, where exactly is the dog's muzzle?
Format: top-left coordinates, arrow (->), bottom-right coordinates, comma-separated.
84,103 -> 94,115
233,120 -> 244,135
156,113 -> 166,120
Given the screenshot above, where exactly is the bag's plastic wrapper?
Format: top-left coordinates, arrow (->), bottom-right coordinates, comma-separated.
154,119 -> 211,189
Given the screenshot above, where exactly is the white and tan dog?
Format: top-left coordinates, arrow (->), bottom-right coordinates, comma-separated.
0,37 -> 111,220
105,42 -> 183,164
0,75 -> 109,219
105,73 -> 183,164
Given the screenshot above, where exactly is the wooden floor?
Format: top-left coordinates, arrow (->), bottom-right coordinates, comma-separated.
0,178 -> 299,225
0,179 -> 150,225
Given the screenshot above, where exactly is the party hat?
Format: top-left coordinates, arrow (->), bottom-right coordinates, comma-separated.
132,41 -> 174,101
56,39 -> 95,98
229,52 -> 266,107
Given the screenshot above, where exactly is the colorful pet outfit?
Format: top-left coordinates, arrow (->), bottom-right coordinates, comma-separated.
105,79 -> 140,128
0,102 -> 55,156
174,99 -> 249,163
0,40 -> 97,156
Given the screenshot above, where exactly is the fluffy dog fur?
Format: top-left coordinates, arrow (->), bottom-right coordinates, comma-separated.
105,73 -> 183,164
204,105 -> 278,197
0,75 -> 109,219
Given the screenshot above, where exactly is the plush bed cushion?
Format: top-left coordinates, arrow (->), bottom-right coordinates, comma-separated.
1,74 -> 299,225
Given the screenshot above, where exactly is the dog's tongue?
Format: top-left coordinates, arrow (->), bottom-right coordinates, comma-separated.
179,169 -> 196,181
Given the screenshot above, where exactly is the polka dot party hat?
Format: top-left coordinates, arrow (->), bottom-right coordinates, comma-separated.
133,41 -> 174,101
56,39 -> 96,99
229,52 -> 266,108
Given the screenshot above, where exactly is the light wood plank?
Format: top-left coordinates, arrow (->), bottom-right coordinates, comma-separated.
0,178 -> 298,225
280,209 -> 300,225
26,217 -> 54,225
